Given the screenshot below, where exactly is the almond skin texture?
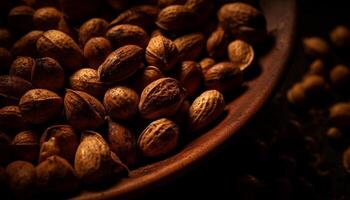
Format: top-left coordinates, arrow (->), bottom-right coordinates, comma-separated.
9,56 -> 35,81
79,18 -> 109,45
146,35 -> 179,71
106,24 -> 150,49
204,62 -> 243,94
108,119 -> 137,166
98,45 -> 144,83
36,156 -> 79,193
32,57 -> 65,91
109,5 -> 160,29
0,75 -> 33,106
84,37 -> 112,69
174,33 -> 205,61
199,57 -> 215,74
227,40 -> 255,71
11,30 -> 43,57
75,131 -> 127,184
207,27 -> 230,59
6,161 -> 36,199
64,89 -> 106,131
39,125 -> 78,163
139,77 -> 187,119
104,86 -> 139,121
0,106 -> 28,131
156,5 -> 196,31
177,61 -> 203,96
33,7 -> 62,31
132,66 -> 164,93
37,30 -> 84,71
69,68 -> 107,99
218,3 -> 266,37
138,118 -> 179,157
188,90 -> 225,131
19,89 -> 63,124
12,130 -> 40,163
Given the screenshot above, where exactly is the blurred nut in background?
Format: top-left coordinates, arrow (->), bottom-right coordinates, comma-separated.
329,65 -> 350,89
329,25 -> 350,49
303,37 -> 330,58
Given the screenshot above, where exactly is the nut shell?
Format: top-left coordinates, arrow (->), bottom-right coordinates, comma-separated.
138,118 -> 179,157
32,57 -> 65,91
156,5 -> 196,31
84,37 -> 112,69
0,75 -> 33,106
188,90 -> 225,131
106,24 -> 150,49
330,102 -> 350,128
227,40 -> 255,71
139,77 -> 187,119
33,7 -> 62,31
207,27 -> 230,59
64,89 -> 106,130
12,130 -> 40,163
19,89 -> 63,124
104,86 -> 139,120
79,18 -> 109,45
8,6 -> 34,34
11,30 -> 43,57
132,66 -> 164,93
0,106 -> 28,131
9,56 -> 35,81
174,33 -> 205,61
177,61 -> 203,96
98,45 -> 144,83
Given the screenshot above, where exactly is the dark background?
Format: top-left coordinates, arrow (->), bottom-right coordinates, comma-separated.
140,1 -> 350,199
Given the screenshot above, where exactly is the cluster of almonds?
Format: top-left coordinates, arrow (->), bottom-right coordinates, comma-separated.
286,25 -> 350,174
0,0 -> 267,198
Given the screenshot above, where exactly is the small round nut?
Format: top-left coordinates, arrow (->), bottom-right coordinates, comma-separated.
84,37 -> 112,69
36,156 -> 79,193
146,35 -> 179,71
19,89 -> 63,124
32,57 -> 65,91
199,57 -> 215,74
188,90 -> 225,131
177,61 -> 203,96
303,37 -> 330,58
204,62 -> 243,94
69,68 -> 107,99
330,65 -> 350,89
64,89 -> 106,130
79,18 -> 109,45
132,66 -> 164,93
9,56 -> 35,81
307,59 -> 325,76
326,127 -> 343,141
33,7 -> 62,31
104,86 -> 139,121
139,77 -> 187,119
0,106 -> 28,131
329,102 -> 350,128
227,39 -> 255,72
330,25 -> 350,49
138,118 -> 180,157
6,161 -> 36,199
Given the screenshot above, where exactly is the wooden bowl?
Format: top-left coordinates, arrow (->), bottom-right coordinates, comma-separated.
74,0 -> 297,199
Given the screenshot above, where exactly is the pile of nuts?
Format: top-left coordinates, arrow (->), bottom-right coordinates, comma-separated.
0,0 -> 267,198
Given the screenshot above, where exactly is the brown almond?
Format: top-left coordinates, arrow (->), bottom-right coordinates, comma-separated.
188,90 -> 225,131
107,0 -> 130,10
207,27 -> 230,59
12,130 -> 40,163
132,66 -> 164,93
33,7 -> 62,31
329,102 -> 350,128
64,89 -> 106,130
106,24 -> 150,49
9,56 -> 35,81
139,77 -> 187,119
146,35 -> 179,71
79,18 -> 109,45
174,33 -> 205,61
138,118 -> 179,157
0,106 -> 28,131
156,5 -> 196,32
11,30 -> 43,57
37,30 -> 84,71
227,39 -> 255,71
32,57 -> 65,91
177,61 -> 203,96
19,89 -> 63,124
84,37 -> 112,69
303,37 -> 330,58
199,57 -> 215,74
0,75 -> 33,106
98,45 -> 144,83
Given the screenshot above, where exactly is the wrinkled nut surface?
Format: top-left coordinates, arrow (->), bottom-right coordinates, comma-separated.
104,86 -> 139,120
69,68 -> 107,99
0,106 -> 28,131
204,62 -> 243,94
39,125 -> 78,163
177,61 -> 203,96
9,56 -> 35,81
6,161 -> 36,199
75,131 -> 127,184
0,75 -> 33,105
188,90 -> 225,131
37,30 -> 84,71
79,18 -> 108,45
64,89 -> 106,130
36,156 -> 79,193
146,35 -> 179,71
33,7 -> 62,31
12,130 -> 38,145
106,24 -> 150,49
329,102 -> 350,128
11,30 -> 43,57
199,57 -> 215,74
138,118 -> 180,157
11,130 -> 40,163
132,66 -> 164,93
139,77 -> 187,119
303,37 -> 330,58
32,57 -> 65,91
228,40 -> 255,71
98,45 -> 144,83
174,33 -> 205,61
108,119 -> 137,166
19,89 -> 63,124
84,37 -> 112,69
156,5 -> 196,31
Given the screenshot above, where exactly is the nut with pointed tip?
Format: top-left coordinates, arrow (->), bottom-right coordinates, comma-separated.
0,75 -> 33,106
9,56 -> 35,81
84,37 -> 112,69
106,24 -> 150,49
156,5 -> 196,31
174,33 -> 205,62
